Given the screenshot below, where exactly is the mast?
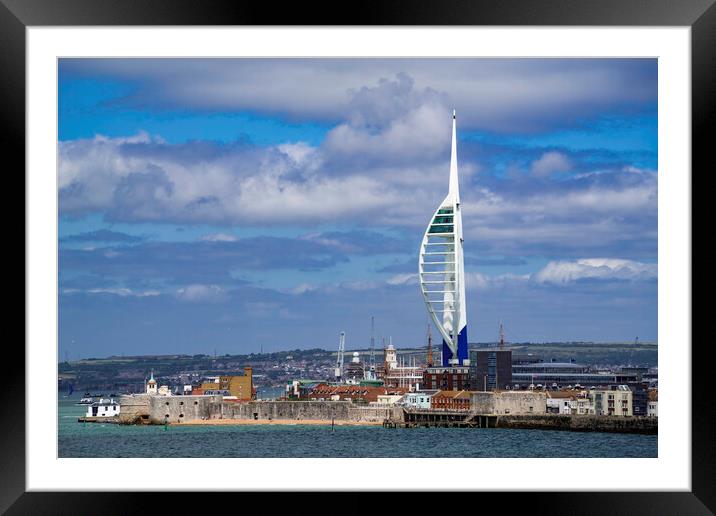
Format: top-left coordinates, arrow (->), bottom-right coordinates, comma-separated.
370,316 -> 376,372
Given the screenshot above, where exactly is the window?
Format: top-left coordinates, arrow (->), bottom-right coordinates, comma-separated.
428,225 -> 453,234
433,215 -> 453,224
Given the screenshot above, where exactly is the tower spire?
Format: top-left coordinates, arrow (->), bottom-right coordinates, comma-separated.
448,110 -> 460,204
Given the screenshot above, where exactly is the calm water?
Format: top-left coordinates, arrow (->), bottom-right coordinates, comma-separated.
59,398 -> 657,458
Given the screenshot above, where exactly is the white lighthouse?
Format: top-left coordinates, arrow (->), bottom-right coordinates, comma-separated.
419,111 -> 469,366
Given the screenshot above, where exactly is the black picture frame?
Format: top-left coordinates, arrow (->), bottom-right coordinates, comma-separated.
6,0 -> 709,512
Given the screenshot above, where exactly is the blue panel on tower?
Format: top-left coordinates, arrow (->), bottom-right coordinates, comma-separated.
441,339 -> 453,366
457,326 -> 468,364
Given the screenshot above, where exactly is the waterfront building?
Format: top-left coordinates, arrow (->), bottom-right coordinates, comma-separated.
647,389 -> 658,417
374,394 -> 405,406
431,390 -> 472,411
402,390 -> 439,409
589,385 -> 633,416
629,381 -> 650,417
470,349 -> 512,391
85,398 -> 120,418
546,390 -> 577,414
545,390 -> 595,415
419,111 -> 469,367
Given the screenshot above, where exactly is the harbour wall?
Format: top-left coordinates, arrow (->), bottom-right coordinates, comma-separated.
471,391 -> 547,415
214,401 -> 401,422
121,394 -> 223,424
140,396 -> 402,424
117,394 -> 151,423
125,395 -> 656,433
495,414 -> 658,434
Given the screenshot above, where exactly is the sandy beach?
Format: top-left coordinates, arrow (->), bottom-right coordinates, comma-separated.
173,418 -> 382,427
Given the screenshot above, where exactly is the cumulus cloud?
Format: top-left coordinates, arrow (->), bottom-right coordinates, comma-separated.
58,64 -> 657,267
60,58 -> 657,133
201,233 -> 238,242
386,273 -> 418,286
175,284 -> 228,303
533,258 -> 657,284
531,151 -> 572,177
461,167 -> 657,258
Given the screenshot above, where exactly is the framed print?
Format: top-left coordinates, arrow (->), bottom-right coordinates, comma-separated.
6,0 -> 710,512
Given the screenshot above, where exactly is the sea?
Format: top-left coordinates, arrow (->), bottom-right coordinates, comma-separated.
58,395 -> 657,458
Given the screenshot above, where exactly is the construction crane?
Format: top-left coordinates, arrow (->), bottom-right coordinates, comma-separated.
334,331 -> 346,381
369,316 -> 376,373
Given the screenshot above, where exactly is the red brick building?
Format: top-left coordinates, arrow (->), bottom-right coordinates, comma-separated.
308,384 -> 407,403
431,390 -> 472,411
422,366 -> 472,391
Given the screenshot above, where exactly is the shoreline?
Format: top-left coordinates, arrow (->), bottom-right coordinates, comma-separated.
171,418 -> 382,427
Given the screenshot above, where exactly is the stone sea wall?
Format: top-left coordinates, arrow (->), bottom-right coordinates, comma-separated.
496,414 -> 658,434
139,397 -> 402,424
213,401 -> 400,422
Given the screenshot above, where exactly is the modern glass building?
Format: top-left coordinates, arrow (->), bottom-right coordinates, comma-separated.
419,112 -> 469,366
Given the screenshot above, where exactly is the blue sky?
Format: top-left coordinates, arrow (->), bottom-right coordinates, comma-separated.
58,58 -> 658,359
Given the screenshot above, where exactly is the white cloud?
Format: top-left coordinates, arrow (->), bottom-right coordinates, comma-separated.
175,284 -> 228,303
65,59 -> 656,132
465,272 -> 530,290
201,233 -> 238,242
533,258 -> 657,284
387,273 -> 418,286
531,151 -> 571,177
62,287 -> 160,297
290,283 -> 319,295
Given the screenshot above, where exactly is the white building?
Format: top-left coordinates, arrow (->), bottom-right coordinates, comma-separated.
590,385 -> 633,416
146,370 -> 157,395
372,394 -> 405,406
546,391 -> 595,415
402,390 -> 439,409
86,398 -> 120,418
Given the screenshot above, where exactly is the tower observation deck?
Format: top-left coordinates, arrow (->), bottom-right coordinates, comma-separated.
419,111 -> 469,367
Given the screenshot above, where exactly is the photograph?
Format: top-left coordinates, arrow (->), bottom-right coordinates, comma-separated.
57,57 -> 659,459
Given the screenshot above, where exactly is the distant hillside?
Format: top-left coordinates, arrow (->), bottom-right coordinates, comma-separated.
58,342 -> 656,392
